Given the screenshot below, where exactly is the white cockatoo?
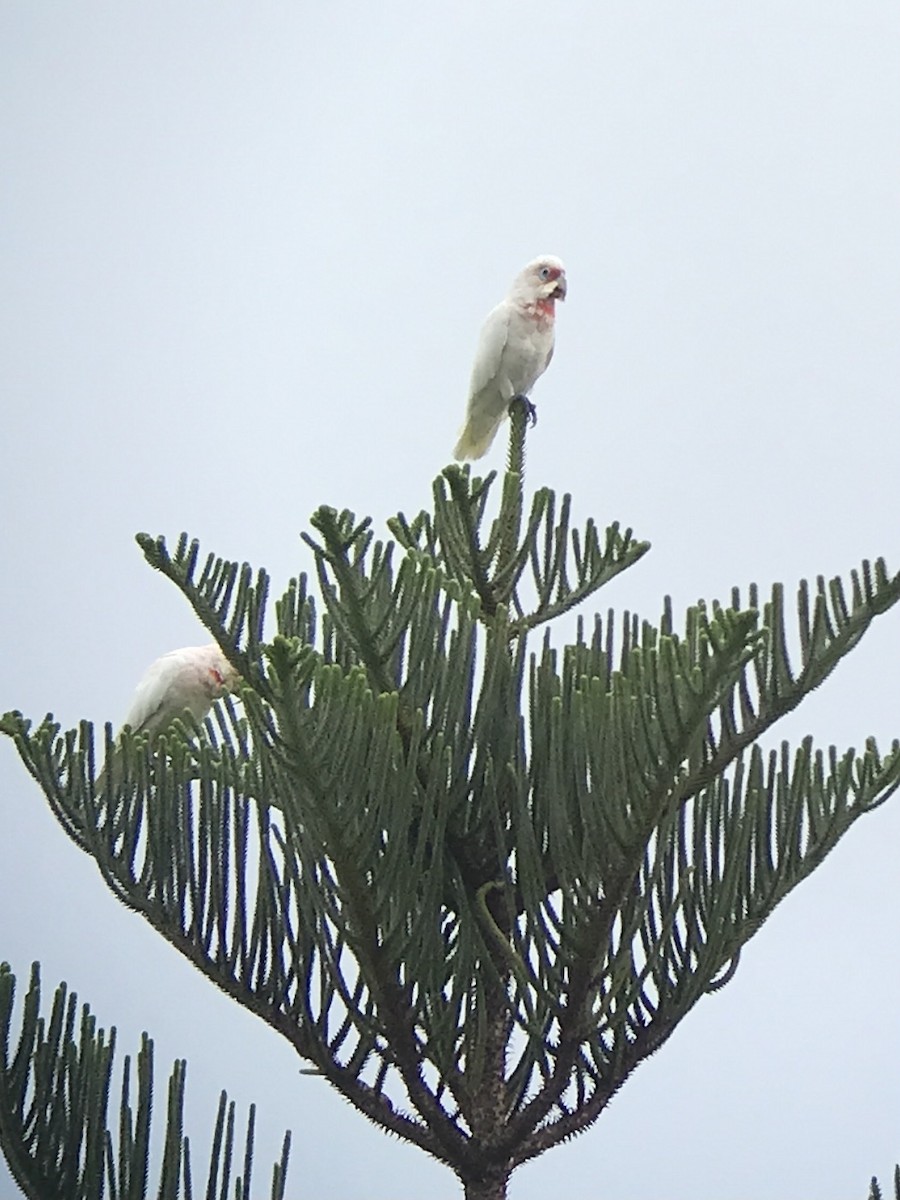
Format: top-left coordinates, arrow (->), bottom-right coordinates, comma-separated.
122,643 -> 240,736
453,255 -> 567,461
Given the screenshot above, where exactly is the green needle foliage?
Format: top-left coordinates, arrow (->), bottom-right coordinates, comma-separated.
0,963 -> 290,1200
3,402 -> 900,1199
870,1166 -> 900,1200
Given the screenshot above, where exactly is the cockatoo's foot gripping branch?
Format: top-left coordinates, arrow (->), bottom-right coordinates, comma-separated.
509,395 -> 537,427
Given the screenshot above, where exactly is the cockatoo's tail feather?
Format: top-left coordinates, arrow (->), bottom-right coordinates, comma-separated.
453,406 -> 505,461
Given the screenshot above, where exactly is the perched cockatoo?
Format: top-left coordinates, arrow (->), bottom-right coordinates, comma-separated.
453,255 -> 567,461
94,643 -> 239,799
122,643 -> 240,736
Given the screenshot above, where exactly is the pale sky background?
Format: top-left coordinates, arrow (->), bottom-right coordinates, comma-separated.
1,4 -> 899,1197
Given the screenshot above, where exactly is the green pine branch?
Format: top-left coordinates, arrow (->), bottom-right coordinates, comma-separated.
0,963 -> 290,1200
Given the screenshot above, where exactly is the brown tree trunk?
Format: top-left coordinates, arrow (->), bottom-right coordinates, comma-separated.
463,1172 -> 510,1200
459,969 -> 514,1199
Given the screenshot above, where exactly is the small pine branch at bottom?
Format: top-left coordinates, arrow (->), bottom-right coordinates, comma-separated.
0,962 -> 291,1200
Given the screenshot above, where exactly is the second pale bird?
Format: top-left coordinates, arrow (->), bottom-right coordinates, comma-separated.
123,643 -> 240,736
453,255 -> 567,461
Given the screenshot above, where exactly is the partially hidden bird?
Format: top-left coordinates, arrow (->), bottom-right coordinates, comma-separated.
453,255 -> 567,461
122,643 -> 240,736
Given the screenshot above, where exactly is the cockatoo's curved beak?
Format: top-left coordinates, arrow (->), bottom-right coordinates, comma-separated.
552,275 -> 567,301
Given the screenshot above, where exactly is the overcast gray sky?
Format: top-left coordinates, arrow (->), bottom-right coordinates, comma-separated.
2,4 -> 899,1197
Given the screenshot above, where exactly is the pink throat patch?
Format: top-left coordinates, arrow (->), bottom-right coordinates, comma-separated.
535,297 -> 556,320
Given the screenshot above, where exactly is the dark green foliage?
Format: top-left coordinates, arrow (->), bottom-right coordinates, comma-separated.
0,963 -> 290,1200
3,406 -> 899,1196
869,1165 -> 900,1200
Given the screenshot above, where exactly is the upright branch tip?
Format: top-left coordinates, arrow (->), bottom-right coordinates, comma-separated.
506,396 -> 533,480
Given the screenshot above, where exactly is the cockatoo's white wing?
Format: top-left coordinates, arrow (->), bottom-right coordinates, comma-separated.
124,652 -> 183,733
453,303 -> 514,460
467,301 -> 512,398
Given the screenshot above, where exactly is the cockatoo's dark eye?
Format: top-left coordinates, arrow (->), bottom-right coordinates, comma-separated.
539,267 -> 551,279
